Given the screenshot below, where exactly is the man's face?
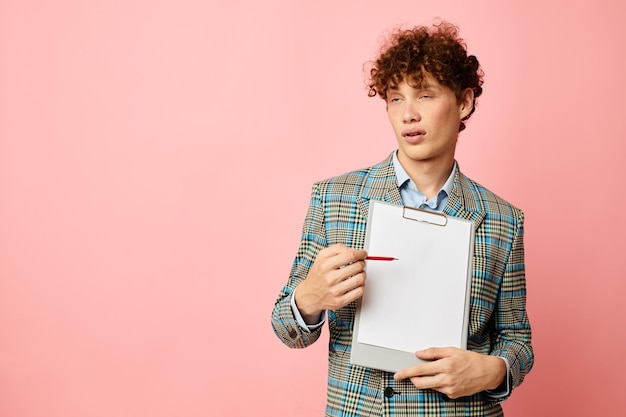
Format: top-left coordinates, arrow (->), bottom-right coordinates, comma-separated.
386,74 -> 473,169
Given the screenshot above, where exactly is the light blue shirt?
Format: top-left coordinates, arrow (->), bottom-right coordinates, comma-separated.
392,151 -> 455,213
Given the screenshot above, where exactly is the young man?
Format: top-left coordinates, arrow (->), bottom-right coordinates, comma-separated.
271,21 -> 533,416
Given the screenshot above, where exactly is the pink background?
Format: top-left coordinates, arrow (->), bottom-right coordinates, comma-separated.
1,1 -> 625,416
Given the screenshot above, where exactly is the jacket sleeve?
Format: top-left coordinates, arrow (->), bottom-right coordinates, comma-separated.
271,182 -> 328,348
488,209 -> 534,400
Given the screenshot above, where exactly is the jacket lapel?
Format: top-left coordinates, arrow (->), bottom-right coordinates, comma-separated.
443,167 -> 486,230
355,153 -> 402,218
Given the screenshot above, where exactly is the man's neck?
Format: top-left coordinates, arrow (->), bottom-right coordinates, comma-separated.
397,155 -> 455,200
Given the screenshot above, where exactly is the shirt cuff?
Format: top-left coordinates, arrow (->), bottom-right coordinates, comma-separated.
484,357 -> 511,399
290,289 -> 325,333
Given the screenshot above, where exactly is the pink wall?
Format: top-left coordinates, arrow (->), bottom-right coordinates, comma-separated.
1,1 -> 625,416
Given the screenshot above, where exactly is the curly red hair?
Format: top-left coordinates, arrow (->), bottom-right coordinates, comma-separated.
367,21 -> 484,131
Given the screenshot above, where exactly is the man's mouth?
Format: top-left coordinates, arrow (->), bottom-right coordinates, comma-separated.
403,129 -> 425,137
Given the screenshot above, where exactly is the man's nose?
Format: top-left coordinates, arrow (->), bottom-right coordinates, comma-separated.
403,101 -> 420,123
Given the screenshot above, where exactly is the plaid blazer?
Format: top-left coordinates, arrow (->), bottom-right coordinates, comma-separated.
272,153 -> 534,416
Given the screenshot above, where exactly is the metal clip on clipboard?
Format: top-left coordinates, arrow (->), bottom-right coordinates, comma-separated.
402,206 -> 448,226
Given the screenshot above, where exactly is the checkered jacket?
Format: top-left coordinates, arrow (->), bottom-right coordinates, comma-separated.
272,153 -> 534,416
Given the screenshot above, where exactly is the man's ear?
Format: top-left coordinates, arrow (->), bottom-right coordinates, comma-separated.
459,88 -> 474,119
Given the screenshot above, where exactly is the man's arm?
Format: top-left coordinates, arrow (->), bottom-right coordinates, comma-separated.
271,183 -> 367,348
484,209 -> 534,393
394,209 -> 533,399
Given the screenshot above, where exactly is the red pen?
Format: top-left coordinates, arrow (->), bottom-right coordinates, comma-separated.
365,256 -> 398,261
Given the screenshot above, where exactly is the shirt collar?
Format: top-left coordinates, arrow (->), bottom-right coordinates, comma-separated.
392,150 -> 457,198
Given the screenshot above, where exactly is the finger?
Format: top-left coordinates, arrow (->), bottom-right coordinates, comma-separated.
395,350 -> 459,380
415,347 -> 454,361
310,259 -> 364,292
337,259 -> 366,279
393,366 -> 417,381
321,243 -> 348,256
393,362 -> 435,381
326,248 -> 367,270
316,244 -> 348,262
409,374 -> 444,391
340,284 -> 366,306
312,271 -> 365,311
335,271 -> 366,296
313,245 -> 351,274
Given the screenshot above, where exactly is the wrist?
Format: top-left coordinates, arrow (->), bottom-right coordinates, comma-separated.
485,356 -> 508,391
294,283 -> 323,324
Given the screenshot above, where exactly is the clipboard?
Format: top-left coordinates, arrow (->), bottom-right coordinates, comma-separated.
350,200 -> 474,372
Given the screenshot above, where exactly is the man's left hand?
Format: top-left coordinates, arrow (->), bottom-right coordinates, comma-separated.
393,347 -> 506,399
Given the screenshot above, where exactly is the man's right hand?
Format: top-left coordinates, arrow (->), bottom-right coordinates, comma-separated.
294,244 -> 368,324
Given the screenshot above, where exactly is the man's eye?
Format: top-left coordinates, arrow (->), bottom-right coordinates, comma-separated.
389,97 -> 401,103
419,95 -> 432,100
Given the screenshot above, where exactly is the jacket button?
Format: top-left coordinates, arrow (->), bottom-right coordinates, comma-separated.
384,387 -> 395,398
288,329 -> 298,338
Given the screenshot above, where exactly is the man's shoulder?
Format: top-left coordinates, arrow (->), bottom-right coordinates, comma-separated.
315,165 -> 375,187
313,154 -> 395,189
459,172 -> 523,217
